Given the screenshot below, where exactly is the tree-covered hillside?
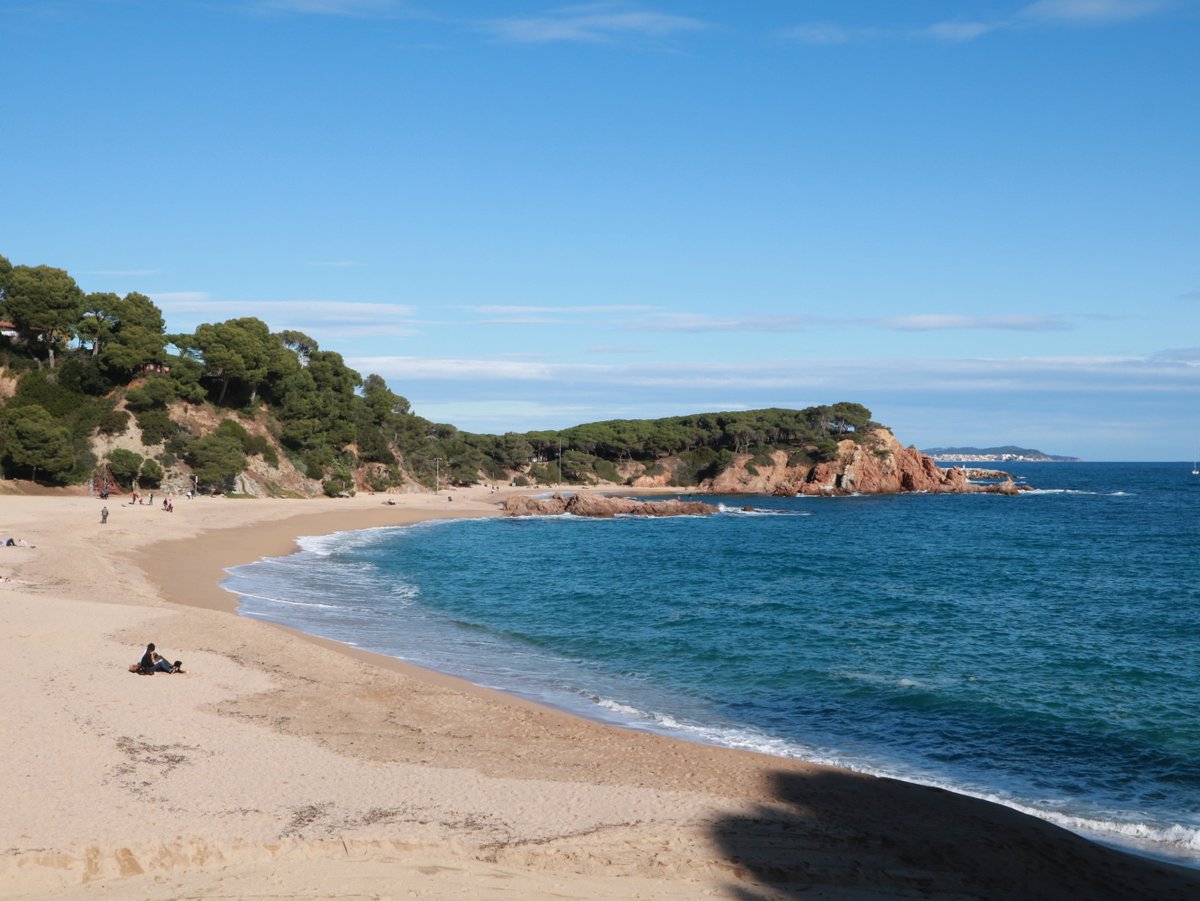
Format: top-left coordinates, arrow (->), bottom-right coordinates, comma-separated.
0,252 -> 880,494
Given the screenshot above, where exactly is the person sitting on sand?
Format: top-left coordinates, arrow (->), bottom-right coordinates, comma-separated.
139,642 -> 179,674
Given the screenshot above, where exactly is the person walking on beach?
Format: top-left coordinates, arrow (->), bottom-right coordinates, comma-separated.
100,506 -> 109,525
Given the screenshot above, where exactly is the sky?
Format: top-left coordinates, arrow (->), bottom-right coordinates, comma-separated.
3,0 -> 1198,460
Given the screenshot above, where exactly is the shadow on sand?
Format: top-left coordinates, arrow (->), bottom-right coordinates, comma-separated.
709,768 -> 1200,900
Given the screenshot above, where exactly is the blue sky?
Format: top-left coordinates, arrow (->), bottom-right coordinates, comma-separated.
3,0 -> 1197,460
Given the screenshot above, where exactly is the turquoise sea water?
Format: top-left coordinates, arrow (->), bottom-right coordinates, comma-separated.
223,463 -> 1200,865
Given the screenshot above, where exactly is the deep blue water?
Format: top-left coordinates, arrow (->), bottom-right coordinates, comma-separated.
223,463 -> 1200,864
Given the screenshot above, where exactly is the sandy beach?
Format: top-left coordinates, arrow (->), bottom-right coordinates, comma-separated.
1,488 -> 1198,900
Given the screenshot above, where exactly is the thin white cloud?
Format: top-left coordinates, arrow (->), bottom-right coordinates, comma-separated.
468,304 -> 653,315
582,345 -> 653,355
876,314 -> 1069,331
352,351 -> 1199,395
926,0 -> 1168,40
623,311 -> 1068,333
308,324 -> 424,338
152,297 -> 424,343
632,313 -> 811,333
1150,347 -> 1200,363
370,352 -> 1196,453
481,2 -> 708,45
153,297 -> 417,322
245,0 -> 408,16
470,303 -> 654,325
1019,0 -> 1168,25
151,291 -> 211,304
780,23 -> 856,45
478,316 -> 568,325
923,20 -> 1002,41
411,398 -> 598,427
351,355 -> 570,380
791,0 -> 1170,45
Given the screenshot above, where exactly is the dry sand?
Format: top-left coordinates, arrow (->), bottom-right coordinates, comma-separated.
0,487 -> 1197,899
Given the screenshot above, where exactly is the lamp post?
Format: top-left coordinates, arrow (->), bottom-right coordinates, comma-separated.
433,457 -> 441,495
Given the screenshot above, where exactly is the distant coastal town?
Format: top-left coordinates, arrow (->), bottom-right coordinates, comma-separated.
922,446 -> 1081,463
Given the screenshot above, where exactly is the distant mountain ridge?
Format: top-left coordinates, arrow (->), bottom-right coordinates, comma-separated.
922,446 -> 1081,463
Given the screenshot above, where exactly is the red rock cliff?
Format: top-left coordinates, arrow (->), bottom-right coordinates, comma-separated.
703,429 -> 1024,496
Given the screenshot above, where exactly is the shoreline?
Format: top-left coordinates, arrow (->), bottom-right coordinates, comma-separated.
2,489 -> 1198,898
162,489 -> 1200,872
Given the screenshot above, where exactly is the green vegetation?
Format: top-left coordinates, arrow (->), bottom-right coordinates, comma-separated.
0,250 -> 883,491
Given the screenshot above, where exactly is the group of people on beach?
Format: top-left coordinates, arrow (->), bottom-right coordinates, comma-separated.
104,497 -> 174,521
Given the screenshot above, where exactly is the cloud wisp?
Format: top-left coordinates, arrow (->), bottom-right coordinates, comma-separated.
876,314 -> 1070,331
353,349 -> 1200,393
243,0 -> 412,17
351,349 -> 1199,441
631,313 -> 812,333
152,295 -> 424,340
467,304 -> 653,315
479,2 -> 708,46
619,311 -> 1069,334
1020,0 -> 1169,25
786,0 -> 1170,45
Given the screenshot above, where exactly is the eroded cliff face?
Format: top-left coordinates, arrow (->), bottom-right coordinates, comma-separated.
703,429 -> 1024,497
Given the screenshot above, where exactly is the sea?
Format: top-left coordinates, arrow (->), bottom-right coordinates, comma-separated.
222,462 -> 1200,866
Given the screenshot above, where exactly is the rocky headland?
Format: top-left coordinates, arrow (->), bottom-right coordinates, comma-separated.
923,445 -> 1081,463
504,430 -> 1029,517
698,429 -> 1028,497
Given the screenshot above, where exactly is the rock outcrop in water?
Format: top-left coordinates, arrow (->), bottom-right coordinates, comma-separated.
503,493 -> 716,518
503,430 -> 1029,509
702,429 -> 1029,497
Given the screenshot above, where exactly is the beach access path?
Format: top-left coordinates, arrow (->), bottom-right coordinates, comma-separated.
0,487 -> 1197,899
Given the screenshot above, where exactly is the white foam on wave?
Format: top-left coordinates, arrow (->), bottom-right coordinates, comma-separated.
583,694 -> 810,758
789,492 -> 870,499
715,503 -> 811,517
594,697 -> 643,718
901,779 -> 1200,865
296,526 -> 395,556
1018,488 -> 1101,496
832,670 -> 929,691
295,517 -> 476,557
232,590 -> 347,611
612,513 -> 710,520
582,689 -> 1200,866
